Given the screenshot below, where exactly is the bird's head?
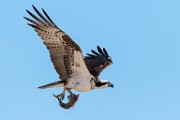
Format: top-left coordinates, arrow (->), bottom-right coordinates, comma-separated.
95,80 -> 114,89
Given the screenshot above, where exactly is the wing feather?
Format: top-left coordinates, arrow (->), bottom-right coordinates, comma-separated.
84,46 -> 112,78
42,8 -> 57,26
91,50 -> 100,56
103,48 -> 109,57
32,5 -> 53,26
97,46 -> 105,56
25,6 -> 89,80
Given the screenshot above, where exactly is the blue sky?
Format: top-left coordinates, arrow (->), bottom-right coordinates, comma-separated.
0,0 -> 179,120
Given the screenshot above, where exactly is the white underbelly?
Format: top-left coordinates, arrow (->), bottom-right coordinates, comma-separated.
66,75 -> 92,92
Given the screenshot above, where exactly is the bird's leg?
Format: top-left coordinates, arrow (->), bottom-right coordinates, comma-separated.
67,89 -> 73,96
53,88 -> 66,101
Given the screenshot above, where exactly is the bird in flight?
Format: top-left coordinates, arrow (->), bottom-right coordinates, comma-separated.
24,5 -> 113,109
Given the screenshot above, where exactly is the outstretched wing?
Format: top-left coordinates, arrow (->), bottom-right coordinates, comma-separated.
84,46 -> 113,78
24,5 -> 90,80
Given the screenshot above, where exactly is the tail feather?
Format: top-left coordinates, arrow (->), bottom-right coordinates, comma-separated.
38,81 -> 65,89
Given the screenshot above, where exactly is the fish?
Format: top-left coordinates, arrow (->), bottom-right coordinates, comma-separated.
53,94 -> 79,109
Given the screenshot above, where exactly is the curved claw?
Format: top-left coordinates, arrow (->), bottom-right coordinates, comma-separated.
58,94 -> 79,109
53,93 -> 65,100
53,94 -> 61,101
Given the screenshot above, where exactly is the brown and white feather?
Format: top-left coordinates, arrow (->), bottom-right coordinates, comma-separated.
24,5 -> 90,81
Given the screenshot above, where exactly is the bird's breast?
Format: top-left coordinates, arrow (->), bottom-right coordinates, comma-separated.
66,75 -> 92,92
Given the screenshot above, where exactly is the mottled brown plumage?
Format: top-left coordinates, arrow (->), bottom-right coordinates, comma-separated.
24,5 -> 84,81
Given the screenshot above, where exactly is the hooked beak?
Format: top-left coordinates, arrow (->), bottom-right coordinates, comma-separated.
109,83 -> 114,88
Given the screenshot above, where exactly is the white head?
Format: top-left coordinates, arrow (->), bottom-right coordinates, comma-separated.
95,80 -> 114,89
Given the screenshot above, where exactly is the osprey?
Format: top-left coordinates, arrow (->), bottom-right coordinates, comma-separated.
24,5 -> 113,109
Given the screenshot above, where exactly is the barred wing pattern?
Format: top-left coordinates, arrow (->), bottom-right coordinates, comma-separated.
84,46 -> 113,78
24,5 -> 90,81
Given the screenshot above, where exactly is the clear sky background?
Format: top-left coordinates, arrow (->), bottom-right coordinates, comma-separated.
0,0 -> 179,120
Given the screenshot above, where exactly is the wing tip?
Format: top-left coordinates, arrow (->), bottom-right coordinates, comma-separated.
103,47 -> 109,57
86,46 -> 110,57
38,86 -> 45,89
27,23 -> 39,29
